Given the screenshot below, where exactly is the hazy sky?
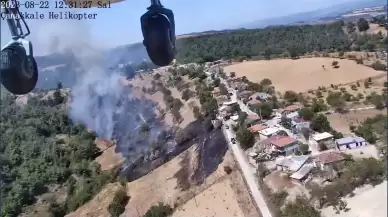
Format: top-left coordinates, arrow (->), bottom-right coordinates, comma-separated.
1,0 -> 356,55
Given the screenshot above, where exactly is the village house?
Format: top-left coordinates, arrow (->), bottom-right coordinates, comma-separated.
276,155 -> 311,173
223,100 -> 238,106
291,117 -> 310,132
285,111 -> 299,120
231,115 -> 239,122
314,151 -> 345,171
237,90 -> 255,100
216,95 -> 229,106
219,105 -> 234,114
258,127 -> 280,139
260,135 -> 299,156
248,124 -> 267,134
245,114 -> 261,126
276,155 -> 314,183
229,81 -> 248,91
335,136 -> 367,151
289,164 -> 314,184
278,104 -> 301,116
247,99 -> 262,106
211,87 -> 220,96
313,132 -> 334,144
249,92 -> 272,102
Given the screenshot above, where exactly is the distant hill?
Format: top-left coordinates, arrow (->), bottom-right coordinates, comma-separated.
239,0 -> 386,29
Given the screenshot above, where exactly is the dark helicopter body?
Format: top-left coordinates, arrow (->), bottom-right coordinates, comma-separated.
0,0 -> 176,95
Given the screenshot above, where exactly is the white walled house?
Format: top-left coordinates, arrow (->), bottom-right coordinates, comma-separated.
335,136 -> 367,151
313,132 -> 334,143
261,135 -> 299,156
291,118 -> 310,132
258,127 -> 280,139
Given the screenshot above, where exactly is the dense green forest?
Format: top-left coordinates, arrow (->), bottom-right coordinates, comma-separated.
176,21 -> 387,63
0,89 -> 116,217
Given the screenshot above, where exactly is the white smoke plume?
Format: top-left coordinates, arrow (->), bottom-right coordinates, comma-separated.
33,18 -> 169,159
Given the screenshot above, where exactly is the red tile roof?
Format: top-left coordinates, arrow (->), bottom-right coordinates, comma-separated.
248,99 -> 262,105
248,124 -> 267,133
261,135 -> 297,148
279,105 -> 301,114
316,151 -> 344,164
247,114 -> 260,120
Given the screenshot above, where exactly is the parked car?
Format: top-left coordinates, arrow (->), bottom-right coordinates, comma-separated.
231,138 -> 236,144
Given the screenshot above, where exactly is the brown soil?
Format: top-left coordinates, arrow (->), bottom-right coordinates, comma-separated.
224,58 -> 385,93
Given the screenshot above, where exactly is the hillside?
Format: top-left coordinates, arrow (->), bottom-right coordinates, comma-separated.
1,60 -> 253,217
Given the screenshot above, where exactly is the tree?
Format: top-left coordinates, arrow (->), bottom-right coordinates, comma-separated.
301,127 -> 311,140
256,103 -> 273,119
153,73 -> 161,80
143,202 -> 173,217
260,78 -> 272,86
311,101 -> 328,113
236,126 -> 255,150
280,116 -> 292,129
181,89 -> 194,101
370,93 -> 384,109
282,196 -> 321,217
284,91 -> 299,103
107,187 -> 130,217
237,111 -> 248,125
357,18 -> 370,32
288,47 -> 300,59
326,92 -> 345,110
219,83 -> 229,95
298,107 -> 315,121
347,22 -> 356,33
192,105 -> 203,120
213,78 -> 221,87
299,143 -> 310,155
263,48 -> 272,60
311,114 -> 332,132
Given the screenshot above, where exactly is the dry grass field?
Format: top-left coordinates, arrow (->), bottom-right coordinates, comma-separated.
301,73 -> 387,109
224,57 -> 385,93
66,148 -> 259,217
321,181 -> 387,217
327,109 -> 387,135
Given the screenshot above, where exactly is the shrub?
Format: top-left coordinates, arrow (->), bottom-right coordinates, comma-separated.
143,202 -> 173,217
153,73 -> 161,80
355,58 -> 363,64
224,166 -> 233,174
107,187 -> 130,217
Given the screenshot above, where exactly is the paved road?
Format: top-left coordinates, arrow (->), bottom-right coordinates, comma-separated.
219,78 -> 273,217
222,123 -> 273,217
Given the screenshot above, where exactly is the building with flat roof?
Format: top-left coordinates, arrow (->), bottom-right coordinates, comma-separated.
223,100 -> 237,106
258,127 -> 280,138
313,132 -> 334,143
335,136 -> 366,151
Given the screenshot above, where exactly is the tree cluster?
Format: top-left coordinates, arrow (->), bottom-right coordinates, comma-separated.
0,91 -> 116,217
176,21 -> 381,63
